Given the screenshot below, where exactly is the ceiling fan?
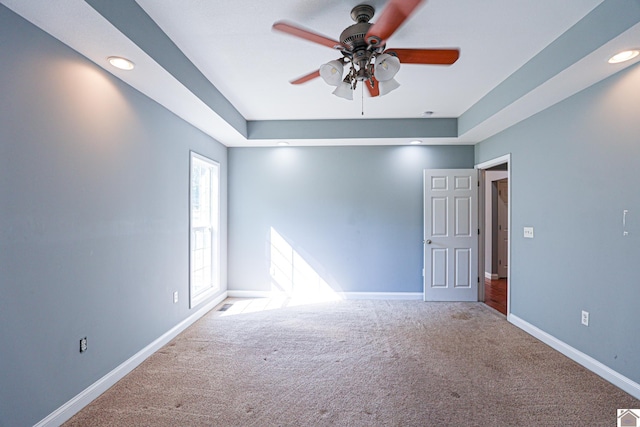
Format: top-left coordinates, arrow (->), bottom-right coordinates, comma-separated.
273,0 -> 459,100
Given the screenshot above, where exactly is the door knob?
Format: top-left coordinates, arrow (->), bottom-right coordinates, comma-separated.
425,239 -> 432,244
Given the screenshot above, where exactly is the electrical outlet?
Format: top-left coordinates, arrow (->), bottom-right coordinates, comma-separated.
581,310 -> 589,326
173,291 -> 179,304
80,337 -> 88,353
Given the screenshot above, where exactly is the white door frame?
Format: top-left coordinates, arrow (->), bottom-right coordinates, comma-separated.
496,179 -> 509,279
475,154 -> 511,319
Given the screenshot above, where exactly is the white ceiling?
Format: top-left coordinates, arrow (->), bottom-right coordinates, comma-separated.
135,0 -> 599,120
3,0 -> 640,146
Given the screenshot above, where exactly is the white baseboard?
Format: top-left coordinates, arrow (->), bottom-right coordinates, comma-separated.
340,292 -> 423,300
227,290 -> 272,298
227,290 -> 423,301
509,314 -> 640,400
485,272 -> 499,280
35,291 -> 228,427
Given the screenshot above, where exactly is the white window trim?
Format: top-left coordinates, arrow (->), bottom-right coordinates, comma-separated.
189,151 -> 221,308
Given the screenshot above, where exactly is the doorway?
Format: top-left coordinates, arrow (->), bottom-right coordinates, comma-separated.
476,155 -> 510,317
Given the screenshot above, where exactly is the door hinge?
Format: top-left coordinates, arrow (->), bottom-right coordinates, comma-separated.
477,276 -> 480,283
478,229 -> 480,235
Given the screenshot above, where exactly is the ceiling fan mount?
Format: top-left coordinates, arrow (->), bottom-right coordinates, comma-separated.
350,4 -> 375,23
272,0 -> 460,100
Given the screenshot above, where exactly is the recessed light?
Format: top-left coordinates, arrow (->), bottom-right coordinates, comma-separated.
277,141 -> 290,146
107,56 -> 135,70
410,140 -> 422,145
421,111 -> 434,117
608,50 -> 639,64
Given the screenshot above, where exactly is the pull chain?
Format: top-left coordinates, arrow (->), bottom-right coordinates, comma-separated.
361,83 -> 364,116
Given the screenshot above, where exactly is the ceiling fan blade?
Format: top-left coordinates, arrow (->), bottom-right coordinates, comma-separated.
273,21 -> 344,49
290,69 -> 321,85
365,0 -> 425,46
385,48 -> 460,65
367,77 -> 380,97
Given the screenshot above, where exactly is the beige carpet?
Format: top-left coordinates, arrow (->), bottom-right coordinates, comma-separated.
64,298 -> 640,426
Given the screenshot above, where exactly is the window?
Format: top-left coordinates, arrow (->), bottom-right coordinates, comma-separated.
190,152 -> 220,307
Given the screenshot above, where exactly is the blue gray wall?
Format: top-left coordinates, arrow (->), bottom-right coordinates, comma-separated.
475,63 -> 640,384
3,1 -> 639,424
228,146 -> 474,294
0,7 -> 227,426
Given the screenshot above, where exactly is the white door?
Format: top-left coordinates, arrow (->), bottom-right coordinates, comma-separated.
497,179 -> 509,279
424,169 -> 478,301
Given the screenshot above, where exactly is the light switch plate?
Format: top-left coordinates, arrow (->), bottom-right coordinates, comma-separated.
524,227 -> 534,238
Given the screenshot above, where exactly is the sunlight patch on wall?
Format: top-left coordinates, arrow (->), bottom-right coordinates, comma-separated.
219,228 -> 342,317
269,227 -> 340,306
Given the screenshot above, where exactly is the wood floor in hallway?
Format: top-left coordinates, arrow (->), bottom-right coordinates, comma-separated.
484,277 -> 507,315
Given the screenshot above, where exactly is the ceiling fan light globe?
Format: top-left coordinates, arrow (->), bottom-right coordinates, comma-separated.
379,78 -> 400,96
374,53 -> 400,82
332,82 -> 354,100
320,60 -> 344,86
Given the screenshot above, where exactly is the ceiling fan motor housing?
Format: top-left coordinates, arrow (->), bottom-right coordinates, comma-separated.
341,4 -> 379,51
340,21 -> 372,52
